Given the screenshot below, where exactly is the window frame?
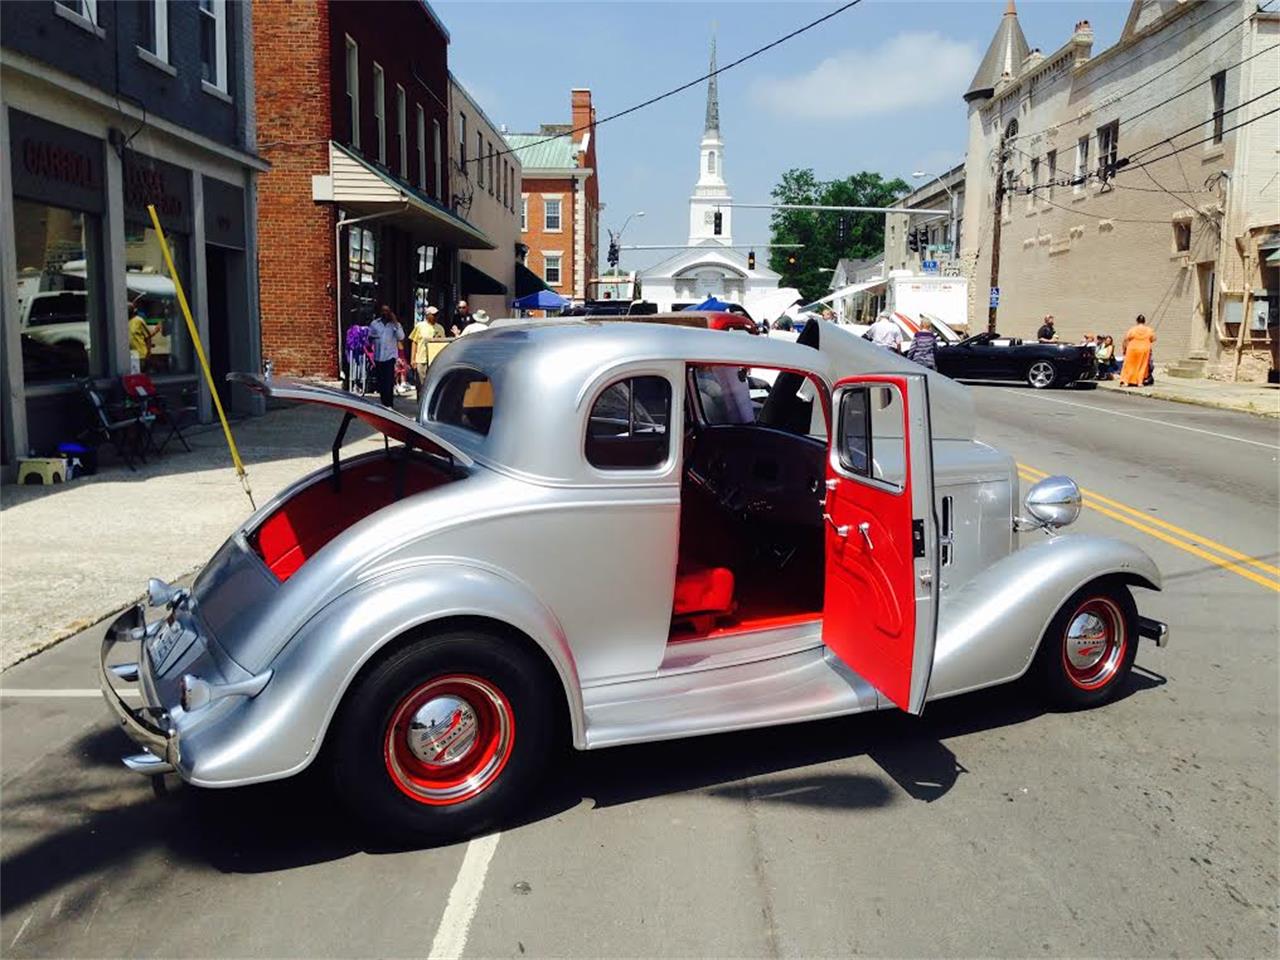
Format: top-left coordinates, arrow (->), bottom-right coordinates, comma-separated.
198,0 -> 228,95
54,0 -> 100,32
428,367 -> 494,436
543,251 -> 563,287
1172,218 -> 1193,255
416,104 -> 426,189
584,374 -> 674,473
372,62 -> 386,164
1097,120 -> 1119,181
138,0 -> 168,62
345,35 -> 360,150
544,196 -> 562,232
476,132 -> 484,186
458,111 -> 467,168
1211,70 -> 1226,144
1046,149 -> 1057,202
835,383 -> 908,495
1028,156 -> 1040,210
1074,136 -> 1090,193
432,117 -> 442,199
396,84 -> 407,178
521,195 -> 528,231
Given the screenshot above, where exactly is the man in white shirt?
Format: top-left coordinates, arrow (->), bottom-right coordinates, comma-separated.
867,313 -> 904,351
368,304 -> 404,407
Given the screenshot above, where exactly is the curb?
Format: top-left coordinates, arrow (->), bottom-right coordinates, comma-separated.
1095,380 -> 1280,419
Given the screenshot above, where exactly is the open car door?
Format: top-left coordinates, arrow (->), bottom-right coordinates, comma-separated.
823,373 -> 939,714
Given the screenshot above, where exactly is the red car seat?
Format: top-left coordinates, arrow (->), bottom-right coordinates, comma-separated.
673,564 -> 735,634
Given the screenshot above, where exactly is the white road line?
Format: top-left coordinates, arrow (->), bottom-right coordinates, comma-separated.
9,913 -> 32,949
0,689 -> 137,698
429,831 -> 501,960
1020,391 -> 1280,450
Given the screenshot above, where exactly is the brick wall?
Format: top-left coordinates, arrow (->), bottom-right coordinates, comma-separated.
521,175 -> 576,295
253,0 -> 337,376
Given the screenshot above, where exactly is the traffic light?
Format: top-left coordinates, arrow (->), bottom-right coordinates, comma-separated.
607,239 -> 620,268
907,227 -> 920,252
837,216 -> 849,243
747,249 -> 756,271
786,253 -> 797,267
713,210 -> 723,236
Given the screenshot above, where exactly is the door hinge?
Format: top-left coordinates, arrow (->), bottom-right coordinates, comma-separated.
912,519 -> 926,558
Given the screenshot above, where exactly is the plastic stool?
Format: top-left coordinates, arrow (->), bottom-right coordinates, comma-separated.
17,457 -> 65,485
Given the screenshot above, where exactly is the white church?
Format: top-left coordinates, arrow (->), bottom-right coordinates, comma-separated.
637,41 -> 801,322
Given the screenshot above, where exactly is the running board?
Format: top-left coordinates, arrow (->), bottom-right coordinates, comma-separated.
581,647 -> 881,749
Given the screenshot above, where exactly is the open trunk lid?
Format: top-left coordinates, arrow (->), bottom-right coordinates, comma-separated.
228,372 -> 473,466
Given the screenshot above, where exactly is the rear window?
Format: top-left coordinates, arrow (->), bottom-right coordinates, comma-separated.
429,368 -> 493,435
586,375 -> 672,470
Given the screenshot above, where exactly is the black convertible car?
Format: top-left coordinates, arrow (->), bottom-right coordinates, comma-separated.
935,332 -> 1097,389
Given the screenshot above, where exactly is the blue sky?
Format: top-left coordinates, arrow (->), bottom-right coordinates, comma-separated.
435,1 -> 1133,273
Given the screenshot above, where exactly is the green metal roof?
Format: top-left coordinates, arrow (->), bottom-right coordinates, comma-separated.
504,133 -> 578,170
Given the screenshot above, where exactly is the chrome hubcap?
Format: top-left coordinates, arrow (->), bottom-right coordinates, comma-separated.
1062,597 -> 1126,690
407,695 -> 479,766
1066,611 -> 1110,671
1030,362 -> 1054,387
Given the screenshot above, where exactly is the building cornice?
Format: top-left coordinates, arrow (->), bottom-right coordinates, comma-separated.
0,48 -> 270,172
522,166 -> 592,179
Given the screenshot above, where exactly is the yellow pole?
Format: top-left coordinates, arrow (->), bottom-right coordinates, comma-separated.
145,204 -> 255,509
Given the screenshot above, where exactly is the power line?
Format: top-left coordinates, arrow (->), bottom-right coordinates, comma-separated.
1119,101 -> 1280,174
471,0 -> 864,169
1128,83 -> 1280,161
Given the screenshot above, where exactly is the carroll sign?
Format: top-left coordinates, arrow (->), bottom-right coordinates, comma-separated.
8,111 -> 105,214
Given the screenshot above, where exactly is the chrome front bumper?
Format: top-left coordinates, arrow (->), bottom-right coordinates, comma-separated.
1138,615 -> 1170,648
100,605 -> 180,774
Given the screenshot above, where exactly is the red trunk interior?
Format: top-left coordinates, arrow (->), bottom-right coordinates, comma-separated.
252,457 -> 454,580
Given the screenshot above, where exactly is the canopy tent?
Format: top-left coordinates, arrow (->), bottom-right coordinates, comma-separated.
515,262 -> 551,297
683,296 -> 731,312
803,277 -> 886,309
512,289 -> 569,311
460,261 -> 506,296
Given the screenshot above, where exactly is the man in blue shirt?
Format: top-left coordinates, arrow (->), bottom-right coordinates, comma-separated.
368,304 -> 405,407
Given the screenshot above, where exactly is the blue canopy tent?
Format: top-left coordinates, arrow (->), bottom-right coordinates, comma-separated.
684,296 -> 731,312
512,289 -> 569,312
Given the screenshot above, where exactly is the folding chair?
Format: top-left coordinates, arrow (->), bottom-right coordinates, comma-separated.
122,373 -> 193,453
77,378 -> 146,470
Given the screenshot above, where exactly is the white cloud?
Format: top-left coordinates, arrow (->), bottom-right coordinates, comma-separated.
751,32 -> 979,121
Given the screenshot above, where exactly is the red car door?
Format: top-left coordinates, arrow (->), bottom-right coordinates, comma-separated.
822,373 -> 939,714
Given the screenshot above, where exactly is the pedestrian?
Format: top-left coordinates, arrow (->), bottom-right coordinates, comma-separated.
127,300 -> 156,372
409,306 -> 445,398
820,307 -> 836,324
1095,334 -> 1117,379
867,311 -> 904,351
1118,314 -> 1156,387
451,299 -> 473,337
368,303 -> 405,407
458,308 -> 491,336
1080,331 -> 1096,347
1037,314 -> 1058,342
906,317 -> 939,369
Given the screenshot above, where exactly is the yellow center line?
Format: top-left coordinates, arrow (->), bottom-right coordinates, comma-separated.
1015,469 -> 1280,594
1018,462 -> 1280,578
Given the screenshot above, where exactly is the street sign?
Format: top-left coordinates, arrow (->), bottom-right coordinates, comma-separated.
922,260 -> 939,273
989,287 -> 1000,308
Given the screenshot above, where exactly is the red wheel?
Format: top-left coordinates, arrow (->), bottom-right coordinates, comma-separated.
332,629 -> 558,841
1060,597 -> 1128,691
1035,581 -> 1139,708
383,675 -> 515,806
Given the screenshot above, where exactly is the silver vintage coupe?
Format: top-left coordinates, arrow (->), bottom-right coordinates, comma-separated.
101,320 -> 1168,840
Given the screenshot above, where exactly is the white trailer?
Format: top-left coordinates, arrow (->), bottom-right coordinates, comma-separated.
885,273 -> 969,335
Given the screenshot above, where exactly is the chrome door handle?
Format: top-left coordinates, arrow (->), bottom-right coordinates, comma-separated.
857,522 -> 873,550
823,514 -> 849,538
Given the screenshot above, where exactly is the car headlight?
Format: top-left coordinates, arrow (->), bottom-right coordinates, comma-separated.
1021,475 -> 1082,530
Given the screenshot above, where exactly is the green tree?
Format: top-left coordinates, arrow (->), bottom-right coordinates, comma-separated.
768,169 -> 910,302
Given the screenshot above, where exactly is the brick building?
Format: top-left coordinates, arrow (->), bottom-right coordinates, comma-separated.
506,90 -> 600,301
1,0 -> 265,465
961,0 -> 1279,381
253,0 -> 494,378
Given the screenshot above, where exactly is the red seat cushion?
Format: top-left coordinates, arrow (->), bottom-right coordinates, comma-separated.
673,566 -> 735,617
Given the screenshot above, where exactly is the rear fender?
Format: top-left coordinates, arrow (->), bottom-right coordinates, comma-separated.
178,561 -> 582,787
928,534 -> 1160,700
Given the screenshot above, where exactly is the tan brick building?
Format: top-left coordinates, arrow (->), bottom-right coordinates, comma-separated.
961,0 -> 1279,380
506,90 -> 600,301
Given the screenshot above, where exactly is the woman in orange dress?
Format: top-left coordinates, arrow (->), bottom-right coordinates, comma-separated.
1118,314 -> 1156,387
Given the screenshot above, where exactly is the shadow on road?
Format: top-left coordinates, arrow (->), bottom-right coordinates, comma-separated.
0,671 -> 1164,912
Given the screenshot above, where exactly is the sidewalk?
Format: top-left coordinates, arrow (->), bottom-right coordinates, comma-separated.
1096,374 -> 1280,418
0,394 -> 417,670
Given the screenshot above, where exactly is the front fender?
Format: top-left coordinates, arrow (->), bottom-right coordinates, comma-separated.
178,561 -> 583,787
928,534 -> 1160,700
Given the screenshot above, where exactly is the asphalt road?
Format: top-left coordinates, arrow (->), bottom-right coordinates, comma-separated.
2,385 -> 1277,958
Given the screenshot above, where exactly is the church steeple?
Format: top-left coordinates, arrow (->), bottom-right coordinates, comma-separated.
704,35 -> 720,136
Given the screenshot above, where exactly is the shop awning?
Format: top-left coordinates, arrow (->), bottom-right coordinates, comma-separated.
318,141 -> 495,250
460,261 -> 507,296
515,262 -> 550,297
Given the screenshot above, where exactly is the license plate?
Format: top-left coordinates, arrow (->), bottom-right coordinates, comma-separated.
149,624 -> 186,671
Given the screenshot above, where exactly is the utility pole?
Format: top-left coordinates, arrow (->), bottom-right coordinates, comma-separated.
987,137 -> 1007,334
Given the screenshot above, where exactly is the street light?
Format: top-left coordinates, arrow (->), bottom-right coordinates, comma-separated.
912,170 -> 957,255
607,211 -> 645,271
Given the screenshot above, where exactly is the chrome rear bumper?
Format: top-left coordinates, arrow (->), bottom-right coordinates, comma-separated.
1138,615 -> 1170,648
100,605 -> 180,774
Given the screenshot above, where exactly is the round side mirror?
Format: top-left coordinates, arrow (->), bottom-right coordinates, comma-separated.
1024,475 -> 1082,529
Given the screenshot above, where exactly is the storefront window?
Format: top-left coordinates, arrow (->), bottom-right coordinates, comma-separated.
344,222 -> 380,336
123,221 -> 194,375
13,199 -> 105,383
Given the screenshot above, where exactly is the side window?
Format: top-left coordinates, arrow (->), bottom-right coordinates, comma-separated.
837,384 -> 906,490
429,369 -> 493,435
586,375 -> 672,470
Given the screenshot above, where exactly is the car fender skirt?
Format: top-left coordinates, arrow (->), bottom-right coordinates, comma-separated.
177,562 -> 582,787
928,535 -> 1160,701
